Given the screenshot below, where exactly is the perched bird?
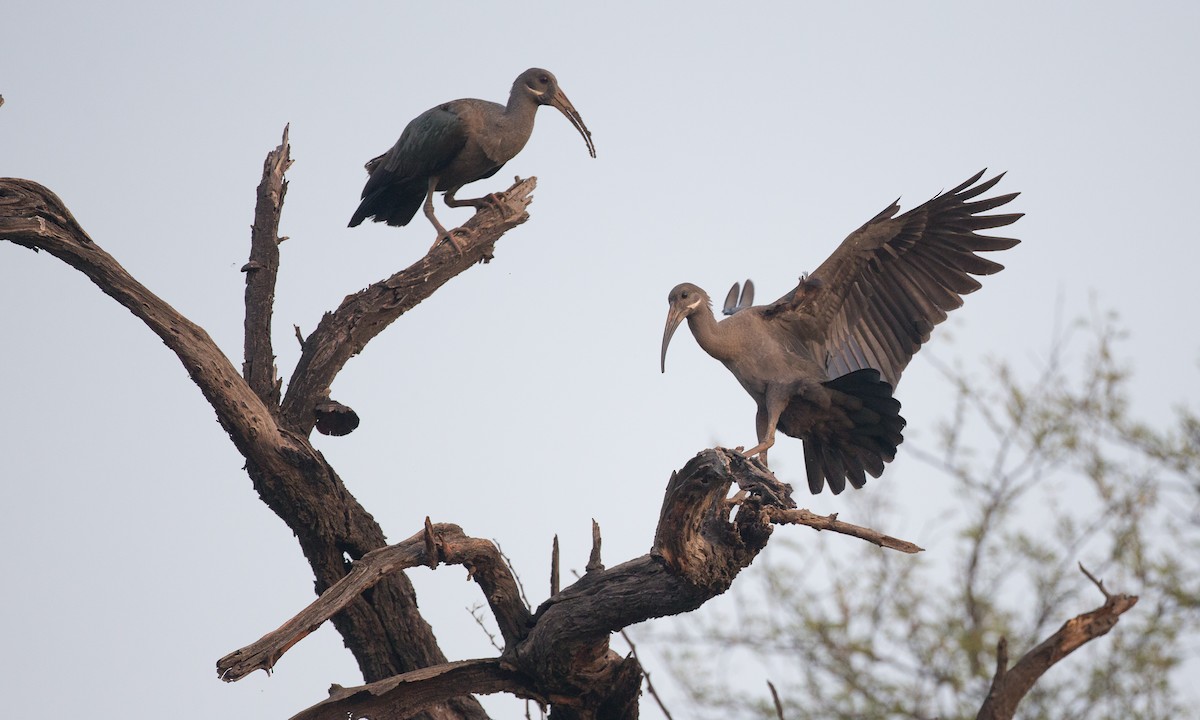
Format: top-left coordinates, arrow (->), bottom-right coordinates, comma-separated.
348,68 -> 596,249
660,171 -> 1021,494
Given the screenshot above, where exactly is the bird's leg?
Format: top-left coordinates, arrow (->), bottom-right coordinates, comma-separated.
740,398 -> 784,466
424,178 -> 467,254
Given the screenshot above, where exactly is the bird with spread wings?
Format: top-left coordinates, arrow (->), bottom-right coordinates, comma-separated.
661,171 -> 1022,494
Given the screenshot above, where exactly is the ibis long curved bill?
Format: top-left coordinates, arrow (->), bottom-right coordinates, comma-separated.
548,88 -> 595,159
660,304 -> 688,374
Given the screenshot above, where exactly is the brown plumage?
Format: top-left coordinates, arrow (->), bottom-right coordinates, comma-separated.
349,68 -> 595,249
660,171 -> 1022,494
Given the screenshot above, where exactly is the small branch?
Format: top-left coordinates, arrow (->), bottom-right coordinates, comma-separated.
767,679 -> 785,720
423,517 -> 438,570
620,629 -> 675,720
279,177 -> 537,434
586,519 -> 604,573
242,124 -> 292,408
217,523 -> 531,681
1078,562 -> 1112,600
551,535 -> 560,597
767,508 -> 924,553
980,636 -> 1009,713
495,541 -> 531,610
468,603 -> 503,653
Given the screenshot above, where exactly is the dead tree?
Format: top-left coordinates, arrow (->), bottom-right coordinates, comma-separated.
0,128 -> 1136,720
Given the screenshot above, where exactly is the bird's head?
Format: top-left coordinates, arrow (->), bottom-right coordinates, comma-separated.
661,283 -> 709,373
516,68 -> 596,158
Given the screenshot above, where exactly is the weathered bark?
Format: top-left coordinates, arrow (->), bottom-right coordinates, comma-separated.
242,124 -> 291,408
218,523 -> 533,682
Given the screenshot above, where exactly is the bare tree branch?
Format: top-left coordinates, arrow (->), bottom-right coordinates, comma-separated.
766,508 -> 924,554
551,535 -> 560,597
619,629 -> 675,720
278,176 -> 536,434
587,519 -> 604,573
218,523 -> 531,682
766,679 -> 785,720
242,124 -> 292,407
975,569 -> 1138,720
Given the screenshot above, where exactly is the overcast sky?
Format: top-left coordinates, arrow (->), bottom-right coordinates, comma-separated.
2,2 -> 1198,718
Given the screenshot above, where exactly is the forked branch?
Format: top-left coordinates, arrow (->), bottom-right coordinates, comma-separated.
975,564 -> 1138,720
217,523 -> 531,682
279,176 -> 537,434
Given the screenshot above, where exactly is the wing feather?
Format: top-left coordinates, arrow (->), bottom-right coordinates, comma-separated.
361,104 -> 469,200
763,171 -> 1021,386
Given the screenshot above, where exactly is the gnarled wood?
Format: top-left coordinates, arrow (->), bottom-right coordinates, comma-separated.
238,449 -> 920,720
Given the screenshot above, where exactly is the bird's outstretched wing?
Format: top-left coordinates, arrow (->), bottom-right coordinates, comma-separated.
762,171 -> 1021,386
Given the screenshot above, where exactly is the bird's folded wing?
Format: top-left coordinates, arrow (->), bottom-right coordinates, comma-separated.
369,105 -> 469,185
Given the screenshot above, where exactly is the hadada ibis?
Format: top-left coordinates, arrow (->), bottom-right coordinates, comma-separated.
660,171 -> 1022,494
348,68 -> 595,250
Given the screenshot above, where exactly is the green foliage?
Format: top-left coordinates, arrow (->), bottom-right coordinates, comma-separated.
654,315 -> 1200,719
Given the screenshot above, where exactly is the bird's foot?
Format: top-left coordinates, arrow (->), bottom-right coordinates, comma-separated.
447,191 -> 506,214
466,192 -> 507,216
723,488 -> 749,511
733,444 -> 771,468
430,228 -> 471,255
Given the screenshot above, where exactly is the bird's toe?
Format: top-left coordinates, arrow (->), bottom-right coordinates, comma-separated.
429,228 -> 471,255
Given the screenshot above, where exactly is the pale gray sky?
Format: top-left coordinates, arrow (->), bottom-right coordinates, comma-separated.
2,2 -> 1197,718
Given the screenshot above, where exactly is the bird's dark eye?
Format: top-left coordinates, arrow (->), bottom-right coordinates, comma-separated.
681,292 -> 689,299
539,75 -> 549,84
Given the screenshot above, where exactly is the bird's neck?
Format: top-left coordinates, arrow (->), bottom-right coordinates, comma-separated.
504,90 -> 540,124
489,94 -> 538,159
687,307 -> 734,361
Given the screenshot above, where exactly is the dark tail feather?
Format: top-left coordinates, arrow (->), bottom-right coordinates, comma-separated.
805,369 -> 907,495
348,181 -> 426,228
